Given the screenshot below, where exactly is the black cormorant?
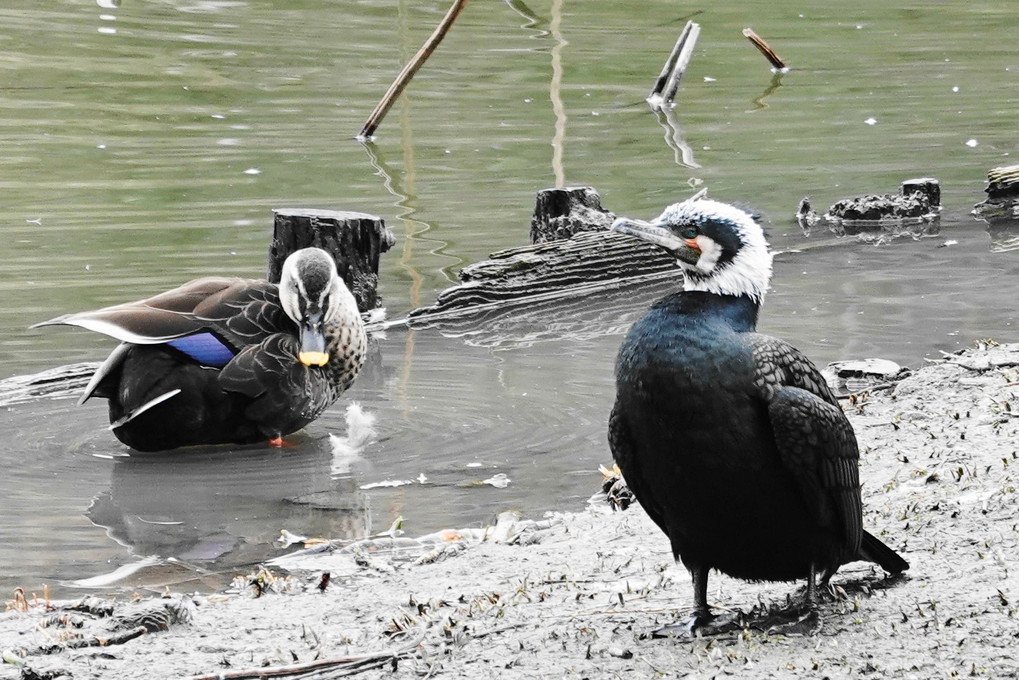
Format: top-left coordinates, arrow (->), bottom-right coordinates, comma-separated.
608,197 -> 908,635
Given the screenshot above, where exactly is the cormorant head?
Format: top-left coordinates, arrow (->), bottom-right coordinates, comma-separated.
611,198 -> 773,302
279,247 -> 360,367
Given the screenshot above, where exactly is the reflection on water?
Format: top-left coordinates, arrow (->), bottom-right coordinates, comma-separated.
2,0 -> 1019,595
79,442 -> 369,590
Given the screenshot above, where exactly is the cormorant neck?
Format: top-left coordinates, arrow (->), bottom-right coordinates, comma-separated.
671,290 -> 760,332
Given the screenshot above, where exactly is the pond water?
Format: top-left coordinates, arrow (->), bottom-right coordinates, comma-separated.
1,0 -> 1017,597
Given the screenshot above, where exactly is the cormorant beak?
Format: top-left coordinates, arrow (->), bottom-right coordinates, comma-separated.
298,315 -> 329,367
611,217 -> 701,263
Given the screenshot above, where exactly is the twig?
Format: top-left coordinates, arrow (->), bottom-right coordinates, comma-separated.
647,21 -> 700,107
742,28 -> 786,70
835,383 -> 897,401
357,0 -> 470,140
184,627 -> 426,680
468,621 -> 530,640
37,626 -> 147,654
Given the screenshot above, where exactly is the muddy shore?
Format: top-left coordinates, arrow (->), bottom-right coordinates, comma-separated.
3,343 -> 1019,679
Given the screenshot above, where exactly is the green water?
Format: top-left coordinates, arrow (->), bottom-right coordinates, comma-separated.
0,0 -> 1017,595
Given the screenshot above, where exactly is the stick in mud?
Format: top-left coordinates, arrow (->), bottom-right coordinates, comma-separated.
742,28 -> 786,70
647,21 -> 700,107
357,0 -> 470,140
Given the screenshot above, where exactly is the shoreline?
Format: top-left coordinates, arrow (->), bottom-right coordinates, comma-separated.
3,342 -> 1019,679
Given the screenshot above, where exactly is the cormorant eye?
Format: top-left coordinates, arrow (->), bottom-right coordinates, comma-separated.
679,226 -> 698,240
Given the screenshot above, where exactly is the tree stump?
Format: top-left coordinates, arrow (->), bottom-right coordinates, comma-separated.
529,187 -> 616,244
268,209 -> 396,313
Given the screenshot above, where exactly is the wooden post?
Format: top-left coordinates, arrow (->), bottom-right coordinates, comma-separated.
529,187 -> 615,244
648,21 -> 700,106
269,209 -> 395,313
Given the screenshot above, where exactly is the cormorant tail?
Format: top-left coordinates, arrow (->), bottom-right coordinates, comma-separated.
858,530 -> 909,575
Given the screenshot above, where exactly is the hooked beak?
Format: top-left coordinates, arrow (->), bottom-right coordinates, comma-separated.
297,316 -> 329,367
611,217 -> 701,264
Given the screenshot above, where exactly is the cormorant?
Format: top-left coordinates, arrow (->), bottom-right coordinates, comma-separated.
608,198 -> 908,635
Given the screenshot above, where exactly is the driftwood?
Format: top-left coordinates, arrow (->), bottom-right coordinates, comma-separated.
357,0 -> 470,140
184,627 -> 426,680
269,209 -> 395,313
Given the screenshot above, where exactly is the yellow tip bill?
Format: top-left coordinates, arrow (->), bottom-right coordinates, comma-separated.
298,351 -> 330,367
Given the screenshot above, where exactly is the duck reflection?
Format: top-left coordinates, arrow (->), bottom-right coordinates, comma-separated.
84,436 -> 371,589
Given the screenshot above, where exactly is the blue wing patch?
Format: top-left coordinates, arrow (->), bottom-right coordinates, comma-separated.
166,332 -> 235,367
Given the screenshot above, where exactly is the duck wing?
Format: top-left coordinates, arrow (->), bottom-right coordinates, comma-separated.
749,334 -> 863,560
33,277 -> 290,351
219,334 -> 328,436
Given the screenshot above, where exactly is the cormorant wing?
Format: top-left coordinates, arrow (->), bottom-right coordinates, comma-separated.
608,402 -> 671,538
750,334 -> 863,557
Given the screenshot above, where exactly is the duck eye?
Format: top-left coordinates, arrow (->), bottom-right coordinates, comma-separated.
679,226 -> 698,240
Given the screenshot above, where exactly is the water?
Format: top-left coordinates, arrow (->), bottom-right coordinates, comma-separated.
1,0 -> 1017,596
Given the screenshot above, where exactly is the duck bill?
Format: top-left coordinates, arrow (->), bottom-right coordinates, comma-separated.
298,324 -> 329,367
611,217 -> 701,264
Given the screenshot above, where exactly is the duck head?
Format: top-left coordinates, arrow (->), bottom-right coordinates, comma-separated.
278,248 -> 359,367
611,198 -> 773,302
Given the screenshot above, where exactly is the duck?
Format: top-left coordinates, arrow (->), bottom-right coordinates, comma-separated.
34,247 -> 367,452
608,197 -> 908,635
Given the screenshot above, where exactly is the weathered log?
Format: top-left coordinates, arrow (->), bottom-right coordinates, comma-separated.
529,186 -> 615,244
268,209 -> 395,313
408,231 -> 677,322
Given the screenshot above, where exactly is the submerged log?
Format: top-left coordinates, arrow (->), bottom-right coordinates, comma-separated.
268,209 -> 396,313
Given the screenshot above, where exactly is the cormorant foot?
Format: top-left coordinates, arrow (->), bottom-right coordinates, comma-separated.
651,610 -> 742,639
